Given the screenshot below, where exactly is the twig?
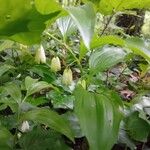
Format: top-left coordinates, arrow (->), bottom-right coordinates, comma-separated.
100,15 -> 114,36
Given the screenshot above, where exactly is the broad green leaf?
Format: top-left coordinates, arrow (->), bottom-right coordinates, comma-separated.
74,86 -> 123,150
80,36 -> 150,62
35,0 -> 62,15
0,0 -> 60,44
25,76 -> 38,91
99,0 -> 150,15
89,46 -> 126,75
25,77 -> 51,97
126,111 -> 150,142
5,83 -> 22,103
0,65 -> 15,77
67,3 -> 96,49
80,35 -> 125,60
83,0 -> 101,5
21,108 -> 74,141
116,0 -> 150,11
0,126 -> 13,149
90,35 -> 125,49
125,37 -> 150,62
57,16 -> 76,39
19,126 -> 70,150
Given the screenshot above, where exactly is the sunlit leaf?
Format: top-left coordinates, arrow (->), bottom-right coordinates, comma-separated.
35,0 -> 62,15
57,16 -> 76,39
80,35 -> 125,60
0,0 -> 60,44
99,0 -> 150,15
67,3 -> 96,49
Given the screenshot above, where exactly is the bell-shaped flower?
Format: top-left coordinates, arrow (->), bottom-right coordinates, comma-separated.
51,56 -> 61,72
62,68 -> 73,86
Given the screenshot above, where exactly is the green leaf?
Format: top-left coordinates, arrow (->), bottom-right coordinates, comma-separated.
0,126 -> 13,149
0,65 -> 15,77
99,0 -> 150,15
67,3 -> 96,49
25,76 -> 51,97
118,127 -> 136,150
89,46 -> 126,74
0,98 -> 18,113
74,86 -> 123,150
126,111 -> 150,142
19,126 -> 70,150
5,83 -> 22,103
21,108 -> 74,141
125,37 -> 150,62
57,16 -> 76,39
0,0 -> 60,44
25,76 -> 38,91
80,35 -> 125,60
35,0 -> 62,15
0,40 -> 14,52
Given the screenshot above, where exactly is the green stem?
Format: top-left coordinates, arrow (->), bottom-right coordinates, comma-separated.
13,102 -> 21,148
46,32 -> 83,73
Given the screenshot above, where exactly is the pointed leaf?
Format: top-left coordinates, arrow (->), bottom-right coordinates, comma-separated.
89,46 -> 126,75
74,86 -> 123,150
5,83 -> 22,103
21,108 -> 74,142
80,35 -> 125,60
67,3 -> 96,49
57,16 -> 76,38
26,81 -> 51,97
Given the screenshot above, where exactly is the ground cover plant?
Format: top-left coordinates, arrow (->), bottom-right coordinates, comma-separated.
0,0 -> 150,149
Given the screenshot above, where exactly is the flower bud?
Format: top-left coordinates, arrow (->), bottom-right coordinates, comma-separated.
35,45 -> 46,64
77,79 -> 86,89
51,56 -> 61,72
21,121 -> 29,132
62,68 -> 73,86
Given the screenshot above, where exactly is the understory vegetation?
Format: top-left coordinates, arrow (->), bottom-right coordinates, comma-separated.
0,0 -> 150,150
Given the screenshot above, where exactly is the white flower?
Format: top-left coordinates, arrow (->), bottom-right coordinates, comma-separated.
35,45 -> 46,64
21,121 -> 30,132
51,56 -> 61,72
62,68 -> 73,86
